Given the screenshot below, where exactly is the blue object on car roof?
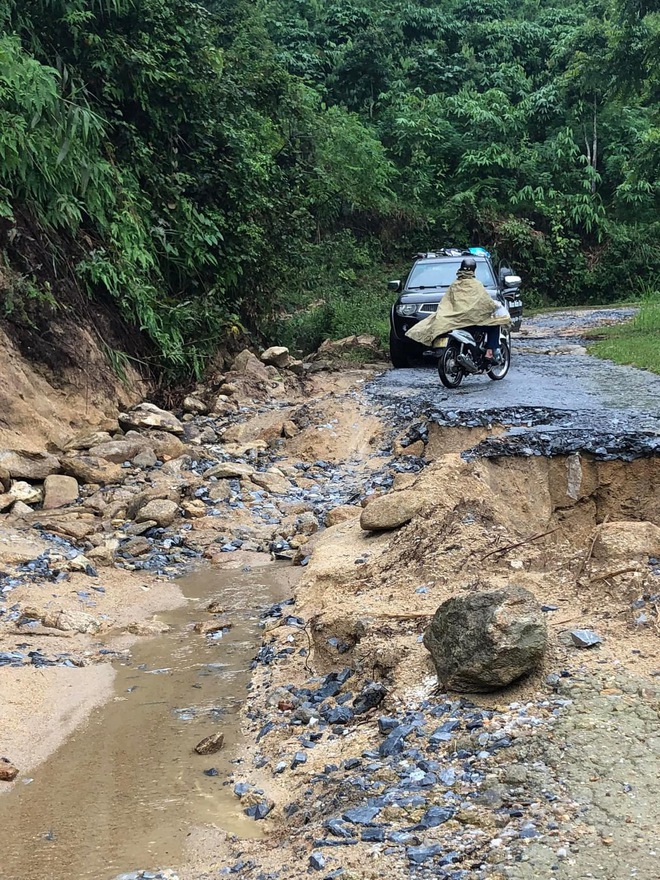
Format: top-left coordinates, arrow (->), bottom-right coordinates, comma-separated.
468,246 -> 490,257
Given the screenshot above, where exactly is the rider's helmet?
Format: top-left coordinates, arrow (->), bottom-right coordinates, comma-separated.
460,257 -> 477,273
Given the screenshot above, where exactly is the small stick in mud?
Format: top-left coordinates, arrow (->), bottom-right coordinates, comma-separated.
378,611 -> 433,619
575,514 -> 609,583
478,527 -> 559,561
589,566 -> 639,584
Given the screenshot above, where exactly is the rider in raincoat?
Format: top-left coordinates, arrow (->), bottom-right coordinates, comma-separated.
405,258 -> 509,361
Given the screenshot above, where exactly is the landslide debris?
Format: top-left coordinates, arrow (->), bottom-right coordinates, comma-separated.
209,423 -> 659,880
2,333 -> 659,880
423,586 -> 548,692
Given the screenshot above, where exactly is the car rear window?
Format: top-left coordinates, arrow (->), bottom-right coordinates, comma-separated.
407,260 -> 495,289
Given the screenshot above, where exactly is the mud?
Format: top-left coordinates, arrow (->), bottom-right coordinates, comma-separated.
1,308 -> 659,880
0,564 -> 296,880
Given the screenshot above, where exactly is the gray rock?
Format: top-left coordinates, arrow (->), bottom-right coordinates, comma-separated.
414,805 -> 454,829
0,449 -> 61,481
352,682 -> 387,714
570,629 -> 602,648
423,585 -> 547,692
119,403 -> 184,436
42,475 -> 79,509
379,723 -> 413,757
407,843 -> 443,864
342,805 -> 380,825
309,852 -> 325,871
136,499 -> 179,527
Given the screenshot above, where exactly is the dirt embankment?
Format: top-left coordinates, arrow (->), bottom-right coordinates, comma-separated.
0,341 -> 385,790
0,323 -> 146,452
1,330 -> 659,880
184,415 -> 660,880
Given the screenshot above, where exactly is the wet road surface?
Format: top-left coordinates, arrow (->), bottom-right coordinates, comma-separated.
367,309 -> 660,459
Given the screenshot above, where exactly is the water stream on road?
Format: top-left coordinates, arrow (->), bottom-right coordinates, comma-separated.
0,563 -> 296,880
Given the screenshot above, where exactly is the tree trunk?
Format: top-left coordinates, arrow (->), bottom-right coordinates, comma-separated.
591,95 -> 598,194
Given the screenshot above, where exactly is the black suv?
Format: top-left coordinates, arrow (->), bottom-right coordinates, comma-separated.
388,248 -> 523,367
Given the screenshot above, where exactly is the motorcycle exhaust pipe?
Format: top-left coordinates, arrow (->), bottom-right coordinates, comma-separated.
456,353 -> 479,374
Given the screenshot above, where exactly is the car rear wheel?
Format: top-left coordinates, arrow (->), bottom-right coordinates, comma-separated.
389,331 -> 411,368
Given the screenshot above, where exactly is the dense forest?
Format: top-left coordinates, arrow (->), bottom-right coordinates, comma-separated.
1,0 -> 659,376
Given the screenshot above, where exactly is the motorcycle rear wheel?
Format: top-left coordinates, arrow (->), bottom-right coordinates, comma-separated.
437,343 -> 464,388
487,340 -> 511,381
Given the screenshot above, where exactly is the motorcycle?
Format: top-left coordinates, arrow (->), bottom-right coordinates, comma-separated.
436,327 -> 511,388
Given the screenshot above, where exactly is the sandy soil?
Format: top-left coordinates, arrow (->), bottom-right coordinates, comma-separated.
1,665 -> 116,780
0,566 -> 185,789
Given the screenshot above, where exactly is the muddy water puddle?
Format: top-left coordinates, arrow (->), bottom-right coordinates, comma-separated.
0,563 -> 296,880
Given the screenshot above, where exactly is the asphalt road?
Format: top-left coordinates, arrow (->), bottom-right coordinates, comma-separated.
367,308 -> 660,460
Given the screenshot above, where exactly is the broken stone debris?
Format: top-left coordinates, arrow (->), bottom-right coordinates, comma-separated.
194,732 -> 225,755
0,758 -> 19,782
570,629 -> 602,648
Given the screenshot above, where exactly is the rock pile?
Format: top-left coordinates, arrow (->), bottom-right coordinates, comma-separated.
228,652 -> 581,880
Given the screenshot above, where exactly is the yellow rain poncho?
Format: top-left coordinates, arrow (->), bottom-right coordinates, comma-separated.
405,269 -> 510,348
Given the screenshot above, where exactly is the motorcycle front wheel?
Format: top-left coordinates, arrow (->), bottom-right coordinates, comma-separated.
437,343 -> 464,388
487,340 -> 511,381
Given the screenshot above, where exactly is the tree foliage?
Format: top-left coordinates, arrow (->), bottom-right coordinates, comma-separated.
0,0 -> 659,374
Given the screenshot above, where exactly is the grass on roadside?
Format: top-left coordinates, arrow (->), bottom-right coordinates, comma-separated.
587,291 -> 660,373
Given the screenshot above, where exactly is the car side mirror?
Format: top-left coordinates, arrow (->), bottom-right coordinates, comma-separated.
504,275 -> 521,288
388,280 -> 401,292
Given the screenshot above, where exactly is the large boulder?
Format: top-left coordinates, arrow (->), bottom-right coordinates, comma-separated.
311,335 -> 382,363
124,430 -> 185,461
423,586 -> 547,693
135,498 -> 179,527
261,346 -> 292,368
0,530 -> 49,564
64,430 -> 113,452
325,505 -> 360,527
183,395 -> 208,415
592,521 -> 660,561
87,439 -> 147,463
232,350 -> 269,382
21,606 -> 102,634
251,470 -> 292,494
0,450 -> 60,481
360,490 -> 423,531
119,403 -> 184,436
205,461 -> 255,479
43,475 -> 79,510
61,455 -> 123,486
